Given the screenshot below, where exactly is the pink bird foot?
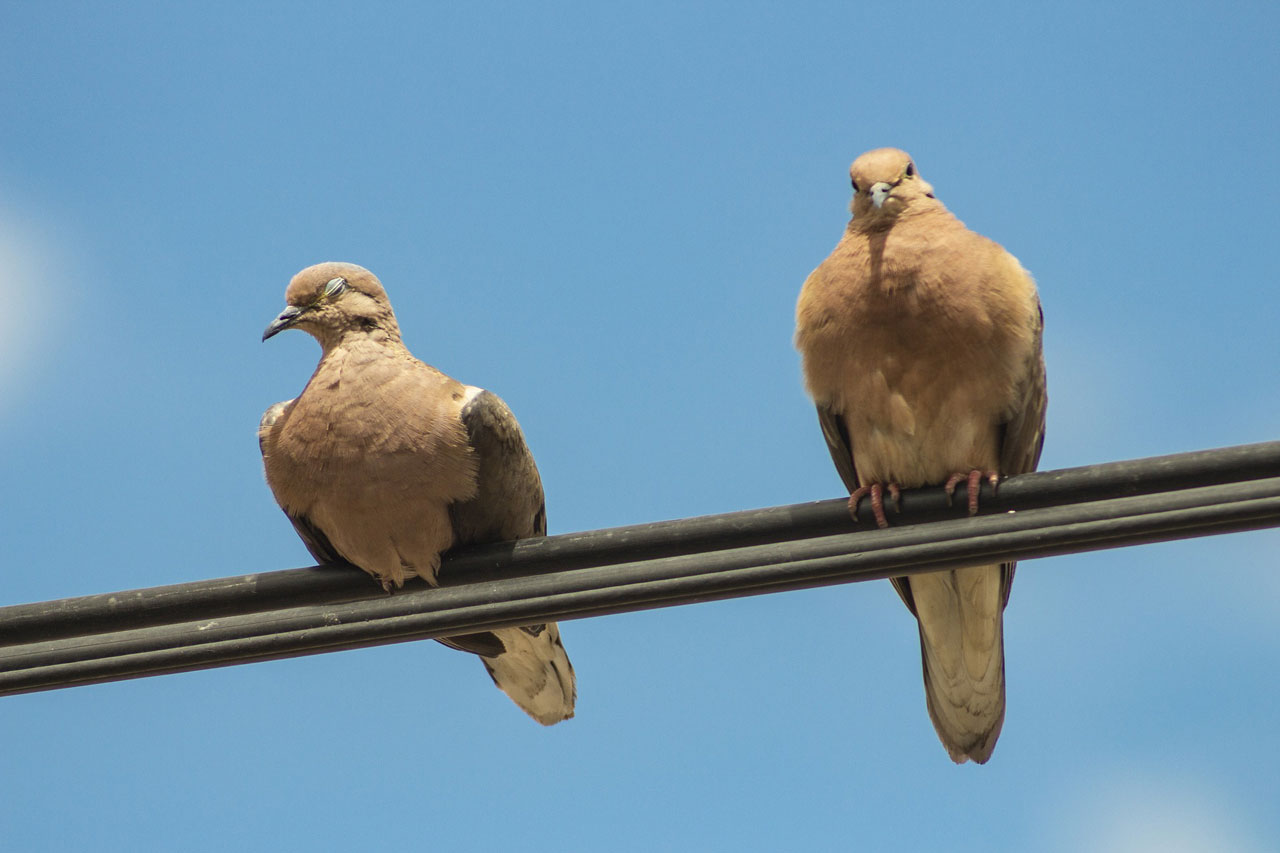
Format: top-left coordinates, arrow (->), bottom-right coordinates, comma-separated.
848,482 -> 902,529
944,469 -> 1001,515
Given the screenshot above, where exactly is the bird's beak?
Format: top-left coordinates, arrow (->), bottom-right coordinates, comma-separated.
263,305 -> 304,341
870,181 -> 893,209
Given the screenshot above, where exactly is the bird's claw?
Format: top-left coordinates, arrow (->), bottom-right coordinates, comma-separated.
848,482 -> 901,529
943,469 -> 1001,515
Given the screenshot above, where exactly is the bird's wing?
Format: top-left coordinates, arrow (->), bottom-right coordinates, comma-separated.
439,386 -> 546,658
816,402 -> 860,494
444,387 -> 575,725
994,297 -> 1048,604
448,387 -> 547,545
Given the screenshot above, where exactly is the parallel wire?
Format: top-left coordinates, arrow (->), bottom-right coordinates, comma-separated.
3,441 -> 1279,696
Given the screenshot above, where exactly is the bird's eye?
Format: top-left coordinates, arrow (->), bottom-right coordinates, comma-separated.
323,277 -> 348,298
851,178 -> 860,192
905,162 -> 915,178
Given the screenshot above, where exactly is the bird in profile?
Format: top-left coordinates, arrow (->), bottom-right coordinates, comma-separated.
259,261 -> 575,725
795,148 -> 1047,763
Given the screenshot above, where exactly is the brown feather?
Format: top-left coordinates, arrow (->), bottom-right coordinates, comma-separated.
795,149 -> 1047,763
260,262 -> 575,724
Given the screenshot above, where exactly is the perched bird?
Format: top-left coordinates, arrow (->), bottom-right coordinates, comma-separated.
795,148 -> 1047,763
259,262 -> 575,725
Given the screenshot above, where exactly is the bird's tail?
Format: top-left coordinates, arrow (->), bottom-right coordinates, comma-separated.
911,564 -> 1007,764
481,623 -> 576,725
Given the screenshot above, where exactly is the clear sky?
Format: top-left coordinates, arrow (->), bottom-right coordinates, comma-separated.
2,2 -> 1278,850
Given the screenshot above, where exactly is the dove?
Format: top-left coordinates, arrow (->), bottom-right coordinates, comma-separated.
259,261 -> 575,725
795,148 -> 1047,763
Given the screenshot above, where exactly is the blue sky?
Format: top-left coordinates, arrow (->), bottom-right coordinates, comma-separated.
2,2 -> 1278,850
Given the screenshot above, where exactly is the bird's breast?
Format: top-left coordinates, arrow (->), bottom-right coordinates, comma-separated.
798,245 -> 1034,485
265,353 -> 478,514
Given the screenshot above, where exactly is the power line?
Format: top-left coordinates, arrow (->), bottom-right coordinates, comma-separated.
3,441 -> 1279,696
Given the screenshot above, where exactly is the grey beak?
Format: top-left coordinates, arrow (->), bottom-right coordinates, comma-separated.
870,181 -> 893,209
263,305 -> 304,341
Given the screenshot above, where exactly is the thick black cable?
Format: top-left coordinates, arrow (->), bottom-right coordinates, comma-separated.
1,446 -> 1277,696
5,440 -> 1279,647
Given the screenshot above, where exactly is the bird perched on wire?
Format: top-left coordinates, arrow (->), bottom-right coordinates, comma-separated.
259,261 -> 575,725
795,148 -> 1047,763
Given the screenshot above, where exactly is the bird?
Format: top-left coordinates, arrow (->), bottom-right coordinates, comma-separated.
794,148 -> 1047,763
258,261 -> 575,725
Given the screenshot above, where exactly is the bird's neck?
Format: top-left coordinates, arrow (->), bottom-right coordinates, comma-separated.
849,199 -> 947,235
315,326 -> 405,358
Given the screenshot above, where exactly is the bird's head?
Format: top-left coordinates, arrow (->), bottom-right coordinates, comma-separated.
848,148 -> 936,223
263,262 -> 402,348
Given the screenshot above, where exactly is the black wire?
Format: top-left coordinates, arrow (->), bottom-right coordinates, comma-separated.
3,441 -> 1279,696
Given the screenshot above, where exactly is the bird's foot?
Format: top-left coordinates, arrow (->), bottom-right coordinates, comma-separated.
848,482 -> 901,529
943,469 -> 1001,515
